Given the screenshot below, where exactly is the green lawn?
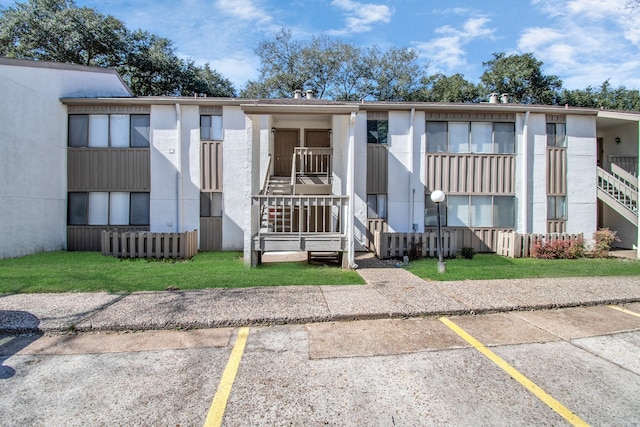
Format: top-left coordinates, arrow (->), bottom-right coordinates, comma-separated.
405,254 -> 640,281
0,251 -> 364,293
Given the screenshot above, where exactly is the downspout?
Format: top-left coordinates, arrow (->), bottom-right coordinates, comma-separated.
347,112 -> 357,268
175,103 -> 183,233
522,110 -> 530,233
409,108 -> 415,230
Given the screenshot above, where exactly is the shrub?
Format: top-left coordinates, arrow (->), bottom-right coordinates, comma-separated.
531,238 -> 585,259
458,247 -> 475,259
407,242 -> 422,261
592,228 -> 620,258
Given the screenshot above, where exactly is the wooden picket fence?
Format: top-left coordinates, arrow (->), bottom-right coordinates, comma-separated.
374,230 -> 458,259
101,230 -> 198,260
496,231 -> 583,258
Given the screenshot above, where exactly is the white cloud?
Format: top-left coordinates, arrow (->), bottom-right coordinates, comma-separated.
328,0 -> 392,35
215,0 -> 272,24
415,15 -> 495,74
520,0 -> 640,88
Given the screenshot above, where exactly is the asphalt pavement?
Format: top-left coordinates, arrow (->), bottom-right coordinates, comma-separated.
1,252 -> 639,334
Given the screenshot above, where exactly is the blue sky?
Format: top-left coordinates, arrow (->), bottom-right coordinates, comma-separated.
5,0 -> 640,92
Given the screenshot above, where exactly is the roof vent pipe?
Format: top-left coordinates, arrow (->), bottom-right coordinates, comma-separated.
500,93 -> 509,103
306,90 -> 313,99
294,89 -> 301,99
489,93 -> 499,104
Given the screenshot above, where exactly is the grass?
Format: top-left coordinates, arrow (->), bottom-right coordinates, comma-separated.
405,253 -> 640,281
0,251 -> 364,294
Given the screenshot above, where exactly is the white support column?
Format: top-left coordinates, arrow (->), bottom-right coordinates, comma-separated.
347,112 -> 356,268
243,114 -> 260,267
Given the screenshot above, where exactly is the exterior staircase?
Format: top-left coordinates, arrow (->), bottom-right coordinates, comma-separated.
597,164 -> 638,226
260,176 -> 293,232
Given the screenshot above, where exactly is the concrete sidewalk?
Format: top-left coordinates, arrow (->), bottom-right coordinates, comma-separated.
1,253 -> 639,333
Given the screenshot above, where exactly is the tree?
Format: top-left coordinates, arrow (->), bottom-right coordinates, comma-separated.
0,0 -> 236,97
181,62 -> 236,97
414,73 -> 482,102
559,80 -> 640,111
363,46 -> 424,101
0,0 -> 127,66
244,27 -> 427,100
480,52 -> 562,104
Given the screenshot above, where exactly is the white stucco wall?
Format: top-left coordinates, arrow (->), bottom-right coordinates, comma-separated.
386,110 -> 416,232
222,106 -> 249,250
181,105 -> 201,234
352,112 -> 368,250
530,114 -> 549,234
150,105 -> 180,232
0,60 -> 130,258
566,115 -> 597,237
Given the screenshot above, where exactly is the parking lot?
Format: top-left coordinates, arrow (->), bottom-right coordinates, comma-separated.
1,304 -> 640,426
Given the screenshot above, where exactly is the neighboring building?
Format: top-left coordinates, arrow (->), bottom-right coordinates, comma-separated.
1,58 -> 638,262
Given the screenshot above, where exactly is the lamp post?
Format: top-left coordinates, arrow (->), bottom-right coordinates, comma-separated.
430,190 -> 446,273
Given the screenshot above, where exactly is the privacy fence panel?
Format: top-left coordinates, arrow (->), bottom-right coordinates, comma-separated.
101,230 -> 198,259
374,230 -> 458,259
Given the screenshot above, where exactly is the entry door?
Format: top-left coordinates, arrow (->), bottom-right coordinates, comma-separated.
274,129 -> 299,176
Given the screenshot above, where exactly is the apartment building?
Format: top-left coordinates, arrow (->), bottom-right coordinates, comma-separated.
1,58 -> 638,263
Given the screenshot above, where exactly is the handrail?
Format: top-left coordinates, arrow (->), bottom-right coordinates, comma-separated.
260,155 -> 272,195
611,163 -> 638,189
293,147 -> 332,180
597,166 -> 638,214
253,194 -> 349,236
609,155 -> 638,177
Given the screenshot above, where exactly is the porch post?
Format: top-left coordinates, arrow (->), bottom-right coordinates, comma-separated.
347,112 -> 356,268
243,114 -> 261,267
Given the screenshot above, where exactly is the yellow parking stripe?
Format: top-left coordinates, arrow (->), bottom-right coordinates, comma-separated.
608,305 -> 640,318
440,317 -> 589,427
0,337 -> 15,346
203,327 -> 250,427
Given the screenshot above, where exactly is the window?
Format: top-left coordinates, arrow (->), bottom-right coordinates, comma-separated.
547,196 -> 567,220
68,115 -> 89,147
200,192 -> 223,217
425,194 -> 446,226
130,115 -> 150,147
130,193 -> 150,225
67,192 -> 150,226
426,121 -> 515,154
367,120 -> 388,144
547,123 -> 566,147
367,194 -> 387,219
494,196 -> 516,227
68,114 -> 150,147
68,192 -> 88,225
426,122 -> 447,152
200,115 -> 223,140
442,195 -> 515,228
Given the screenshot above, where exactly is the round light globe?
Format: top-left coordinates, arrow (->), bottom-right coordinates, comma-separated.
430,190 -> 445,203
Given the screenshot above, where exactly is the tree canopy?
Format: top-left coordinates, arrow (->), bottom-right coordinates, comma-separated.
241,27 -> 427,101
480,52 -> 563,104
0,0 -> 236,97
